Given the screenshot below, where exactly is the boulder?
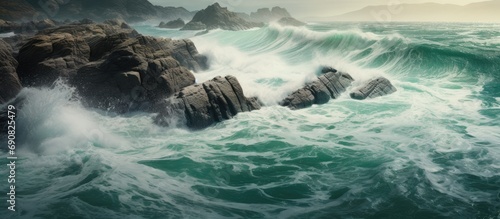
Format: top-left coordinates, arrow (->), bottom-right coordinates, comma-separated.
12,20 -> 207,113
181,3 -> 263,31
154,75 -> 261,129
0,39 -> 22,104
350,77 -> 397,100
70,35 -> 206,112
281,71 -> 354,110
17,32 -> 91,86
159,19 -> 185,29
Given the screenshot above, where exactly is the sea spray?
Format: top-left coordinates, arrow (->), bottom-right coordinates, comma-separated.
0,22 -> 498,218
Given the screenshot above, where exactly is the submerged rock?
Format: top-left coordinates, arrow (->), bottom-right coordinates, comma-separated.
350,77 -> 397,100
181,3 -> 262,31
154,75 -> 261,129
0,39 -> 22,104
281,71 -> 354,110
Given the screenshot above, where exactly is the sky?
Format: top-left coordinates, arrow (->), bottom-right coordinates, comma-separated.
149,0 -> 488,18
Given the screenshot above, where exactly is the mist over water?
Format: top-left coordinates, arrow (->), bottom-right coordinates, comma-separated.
1,22 -> 500,218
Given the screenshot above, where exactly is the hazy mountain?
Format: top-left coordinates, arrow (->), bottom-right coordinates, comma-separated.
308,0 -> 500,23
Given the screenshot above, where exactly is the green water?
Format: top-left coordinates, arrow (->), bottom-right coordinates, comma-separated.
1,22 -> 499,218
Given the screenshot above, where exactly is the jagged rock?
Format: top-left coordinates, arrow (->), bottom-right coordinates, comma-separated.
17,32 -> 91,86
12,20 -> 207,112
154,75 -> 261,129
181,3 -> 263,31
159,19 -> 185,29
321,66 -> 338,74
281,71 -> 354,110
0,39 -> 22,104
278,17 -> 306,26
71,35 -> 206,112
249,7 -> 292,22
350,77 -> 397,100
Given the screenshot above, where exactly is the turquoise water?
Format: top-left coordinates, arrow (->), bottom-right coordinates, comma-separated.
1,22 -> 500,218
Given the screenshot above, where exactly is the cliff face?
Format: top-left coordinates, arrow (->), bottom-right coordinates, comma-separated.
0,0 -> 195,23
182,3 -> 262,31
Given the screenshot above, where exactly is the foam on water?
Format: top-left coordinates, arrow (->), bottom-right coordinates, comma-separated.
1,22 -> 500,218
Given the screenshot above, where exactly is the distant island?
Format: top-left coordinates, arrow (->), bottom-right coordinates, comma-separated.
307,1 -> 500,23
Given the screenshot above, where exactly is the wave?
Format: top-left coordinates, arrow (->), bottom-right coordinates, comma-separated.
195,23 -> 500,80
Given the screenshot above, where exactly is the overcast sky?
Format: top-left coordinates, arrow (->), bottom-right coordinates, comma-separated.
149,0 -> 487,18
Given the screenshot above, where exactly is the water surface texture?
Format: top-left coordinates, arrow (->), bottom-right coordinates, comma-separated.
1,22 -> 500,218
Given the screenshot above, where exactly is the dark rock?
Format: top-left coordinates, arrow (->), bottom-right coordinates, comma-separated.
17,32 -> 91,86
281,71 -> 354,110
16,21 -> 140,87
350,77 -> 397,100
154,75 -> 261,129
278,17 -> 306,27
0,39 -> 22,104
11,20 -> 207,113
321,66 -> 338,74
159,18 -> 185,29
181,3 -> 263,31
70,34 -> 205,111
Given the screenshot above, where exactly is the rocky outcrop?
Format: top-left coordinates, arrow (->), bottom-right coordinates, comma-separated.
350,77 -> 397,100
278,17 -> 306,27
249,7 -> 292,22
154,75 -> 261,129
159,19 -> 185,29
16,21 -> 136,86
12,20 -> 207,113
0,39 -> 22,104
280,70 -> 354,110
182,3 -> 262,31
72,36 -> 206,112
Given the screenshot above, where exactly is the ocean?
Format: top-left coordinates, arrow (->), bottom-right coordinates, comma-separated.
1,22 -> 500,218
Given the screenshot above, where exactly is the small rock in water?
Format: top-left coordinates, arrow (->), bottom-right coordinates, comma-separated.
350,77 -> 397,100
280,71 -> 354,110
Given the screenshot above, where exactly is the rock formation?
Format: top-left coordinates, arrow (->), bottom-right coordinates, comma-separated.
249,7 -> 292,22
8,20 -> 208,113
159,19 -> 185,29
280,69 -> 354,110
0,39 -> 22,104
154,75 -> 261,129
182,3 -> 262,31
350,77 -> 397,100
